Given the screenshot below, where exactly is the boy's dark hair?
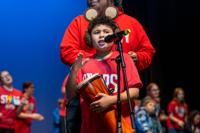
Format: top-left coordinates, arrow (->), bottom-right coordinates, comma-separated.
84,16 -> 120,47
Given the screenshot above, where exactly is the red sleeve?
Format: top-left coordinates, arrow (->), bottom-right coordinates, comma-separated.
114,13 -> 156,71
132,19 -> 156,70
63,69 -> 83,95
168,100 -> 176,114
124,53 -> 143,88
60,16 -> 93,66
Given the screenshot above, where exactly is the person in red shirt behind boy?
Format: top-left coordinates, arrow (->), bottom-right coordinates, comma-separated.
60,0 -> 155,71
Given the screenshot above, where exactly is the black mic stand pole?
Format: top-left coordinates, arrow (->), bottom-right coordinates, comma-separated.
115,37 -> 135,133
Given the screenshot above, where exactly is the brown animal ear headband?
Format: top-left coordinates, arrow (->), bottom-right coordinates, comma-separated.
84,6 -> 118,21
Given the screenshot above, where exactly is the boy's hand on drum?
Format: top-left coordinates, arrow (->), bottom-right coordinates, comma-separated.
90,93 -> 114,113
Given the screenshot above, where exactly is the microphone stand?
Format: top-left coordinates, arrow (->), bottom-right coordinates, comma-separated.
115,37 -> 135,133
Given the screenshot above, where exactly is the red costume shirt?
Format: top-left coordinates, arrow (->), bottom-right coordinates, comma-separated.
0,86 -> 22,129
76,51 -> 142,133
166,99 -> 188,129
15,96 -> 36,133
60,10 -> 155,70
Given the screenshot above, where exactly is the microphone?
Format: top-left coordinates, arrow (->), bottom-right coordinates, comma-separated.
104,29 -> 131,43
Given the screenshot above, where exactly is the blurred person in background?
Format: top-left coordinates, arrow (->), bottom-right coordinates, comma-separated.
15,81 -> 44,133
186,110 -> 200,133
167,87 -> 188,133
0,70 -> 22,133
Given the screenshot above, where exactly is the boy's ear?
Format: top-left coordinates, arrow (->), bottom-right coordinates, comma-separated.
84,31 -> 93,48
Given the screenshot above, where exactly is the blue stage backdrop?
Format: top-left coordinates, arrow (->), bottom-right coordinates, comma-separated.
0,0 -> 86,132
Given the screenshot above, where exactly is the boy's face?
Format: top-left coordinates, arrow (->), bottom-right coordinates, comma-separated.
91,24 -> 114,53
145,101 -> 156,114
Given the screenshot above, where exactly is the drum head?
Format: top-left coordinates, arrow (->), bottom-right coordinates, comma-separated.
77,73 -> 101,90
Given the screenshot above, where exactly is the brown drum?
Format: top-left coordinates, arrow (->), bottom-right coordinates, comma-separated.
77,74 -> 133,133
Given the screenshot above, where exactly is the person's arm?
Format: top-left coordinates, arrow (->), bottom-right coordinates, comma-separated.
16,104 -> 25,116
128,19 -> 156,71
167,101 -> 185,128
169,113 -> 184,128
16,96 -> 29,116
61,76 -> 68,94
18,112 -> 44,121
90,87 -> 139,112
17,96 -> 44,121
66,69 -> 78,101
159,110 -> 168,121
66,54 -> 88,100
60,16 -> 92,66
0,112 -> 2,120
